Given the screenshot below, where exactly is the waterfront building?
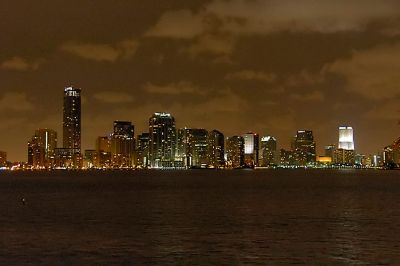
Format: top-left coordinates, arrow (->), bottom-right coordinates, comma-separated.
338,126 -> 354,150
96,136 -> 112,168
260,136 -> 277,166
111,121 -> 135,168
0,151 -> 7,167
35,128 -> 57,167
333,148 -> 355,165
280,149 -> 294,166
149,112 -> 176,168
63,87 -> 81,154
292,130 -> 316,166
136,133 -> 150,168
175,128 -> 208,168
242,132 -> 259,167
226,136 -> 245,168
207,130 -> 225,168
84,149 -> 98,169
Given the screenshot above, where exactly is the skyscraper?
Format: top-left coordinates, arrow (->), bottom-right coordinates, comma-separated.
293,130 -> 316,166
207,130 -> 225,168
96,136 -> 112,168
136,133 -> 150,168
35,128 -> 57,163
260,136 -> 277,166
27,129 -> 57,168
242,132 -> 259,167
189,129 -> 208,168
111,121 -> 135,168
63,87 -> 81,154
338,126 -> 354,150
149,112 -> 176,168
226,136 -> 245,168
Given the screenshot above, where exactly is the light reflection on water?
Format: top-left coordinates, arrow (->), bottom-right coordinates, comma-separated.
0,169 -> 400,264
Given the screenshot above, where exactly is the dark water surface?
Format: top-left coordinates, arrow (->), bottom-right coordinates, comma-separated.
1,169 -> 400,265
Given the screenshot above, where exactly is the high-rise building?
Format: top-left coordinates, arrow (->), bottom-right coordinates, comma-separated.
0,151 -> 7,167
96,136 -> 111,168
189,129 -> 208,168
207,130 -> 225,168
111,121 -> 135,168
28,135 -> 44,168
149,112 -> 176,168
242,132 -> 259,167
35,128 -> 57,165
293,130 -> 316,166
27,129 -> 57,168
63,87 -> 81,154
338,126 -> 354,150
136,133 -> 150,168
260,136 -> 277,166
333,148 -> 355,165
280,149 -> 294,166
226,136 -> 245,168
175,128 -> 208,168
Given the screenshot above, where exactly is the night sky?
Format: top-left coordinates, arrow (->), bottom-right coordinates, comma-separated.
1,0 -> 400,161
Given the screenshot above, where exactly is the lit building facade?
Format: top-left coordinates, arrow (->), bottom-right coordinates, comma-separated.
333,148 -> 355,165
84,149 -> 98,169
136,133 -> 150,168
149,112 -> 176,168
63,87 -> 81,154
242,132 -> 259,167
260,136 -> 277,166
207,130 -> 225,168
0,151 -> 7,167
293,130 -> 316,166
338,126 -> 354,150
96,136 -> 112,168
226,136 -> 245,168
27,129 -> 57,168
111,121 -> 135,168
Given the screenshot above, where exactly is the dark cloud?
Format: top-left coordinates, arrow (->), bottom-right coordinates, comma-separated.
0,0 -> 399,161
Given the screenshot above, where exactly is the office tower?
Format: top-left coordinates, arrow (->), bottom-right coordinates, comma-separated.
207,130 -> 225,168
149,112 -> 176,168
226,136 -> 245,168
63,87 -> 81,154
189,129 -> 208,168
293,130 -> 316,166
136,133 -> 150,168
35,128 -> 57,166
96,136 -> 112,168
176,128 -> 191,166
242,132 -> 259,167
0,151 -> 7,167
260,136 -> 277,166
111,121 -> 135,168
27,135 -> 44,168
338,126 -> 354,150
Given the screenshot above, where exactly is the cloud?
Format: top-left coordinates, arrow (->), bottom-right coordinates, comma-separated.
325,42 -> 400,99
93,91 -> 134,103
0,57 -> 42,71
206,0 -> 400,34
0,92 -> 34,111
143,81 -> 204,95
60,40 -> 139,62
145,10 -> 205,38
187,34 -> 236,56
291,90 -> 324,102
364,100 -> 400,120
225,70 -> 276,82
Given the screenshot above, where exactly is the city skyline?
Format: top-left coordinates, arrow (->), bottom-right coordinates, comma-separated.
1,1 -> 400,161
